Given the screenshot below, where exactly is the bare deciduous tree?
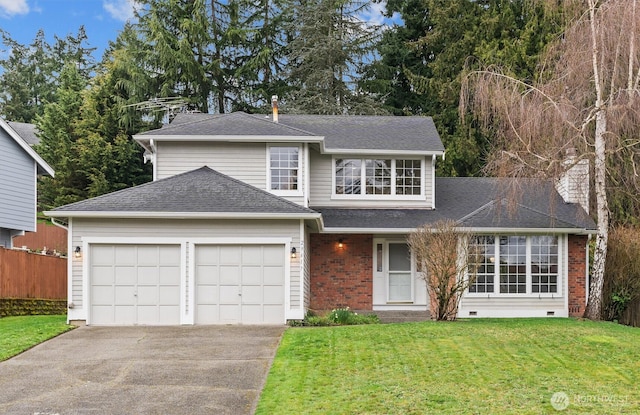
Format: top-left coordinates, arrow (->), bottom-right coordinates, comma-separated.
461,0 -> 640,320
408,220 -> 479,321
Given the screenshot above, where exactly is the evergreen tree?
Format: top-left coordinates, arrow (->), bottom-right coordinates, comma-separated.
34,63 -> 87,210
284,0 -> 385,115
0,27 -> 95,122
365,0 -> 562,176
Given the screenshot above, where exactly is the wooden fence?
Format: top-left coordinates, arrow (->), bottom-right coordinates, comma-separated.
0,247 -> 67,299
620,298 -> 640,328
12,222 -> 67,254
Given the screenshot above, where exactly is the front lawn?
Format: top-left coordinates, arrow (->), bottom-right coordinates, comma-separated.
0,315 -> 73,361
256,319 -> 640,414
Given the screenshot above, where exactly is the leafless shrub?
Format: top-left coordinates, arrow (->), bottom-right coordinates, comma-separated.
408,220 -> 480,321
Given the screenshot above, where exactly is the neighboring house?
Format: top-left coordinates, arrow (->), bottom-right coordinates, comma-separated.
0,119 -> 54,248
45,110 -> 595,325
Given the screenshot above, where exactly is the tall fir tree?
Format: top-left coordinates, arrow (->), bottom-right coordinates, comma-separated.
284,0 -> 385,115
34,63 -> 87,210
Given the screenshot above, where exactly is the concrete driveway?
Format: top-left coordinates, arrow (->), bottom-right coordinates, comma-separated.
0,325 -> 286,415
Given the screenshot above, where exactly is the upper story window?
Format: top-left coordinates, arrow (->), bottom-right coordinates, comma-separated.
269,146 -> 299,192
335,158 -> 422,197
468,235 -> 559,295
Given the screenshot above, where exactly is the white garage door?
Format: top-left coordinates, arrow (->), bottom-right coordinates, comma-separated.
90,244 -> 181,325
195,245 -> 285,324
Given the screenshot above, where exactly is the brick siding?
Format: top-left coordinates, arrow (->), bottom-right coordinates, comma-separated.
309,234 -> 373,311
568,234 -> 588,317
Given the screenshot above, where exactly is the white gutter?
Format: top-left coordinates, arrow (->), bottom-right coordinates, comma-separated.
50,217 -> 69,230
44,211 -> 322,220
320,226 -> 596,235
134,134 -> 322,143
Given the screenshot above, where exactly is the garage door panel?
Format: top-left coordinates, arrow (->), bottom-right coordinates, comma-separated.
263,305 -> 285,323
92,246 -> 114,265
136,306 -> 158,325
137,286 -> 159,305
242,285 -> 262,303
219,305 -> 240,322
136,246 -> 160,265
114,286 -> 135,305
195,246 -> 219,264
241,246 -> 262,265
263,266 -> 284,285
159,306 -> 180,324
220,266 -> 240,284
219,285 -> 239,303
159,246 -> 181,265
263,285 -> 284,304
196,305 -> 219,324
159,266 -> 181,285
92,267 -> 114,285
137,266 -> 160,285
92,286 -> 114,305
114,246 -> 136,265
196,285 -> 218,304
196,265 -> 219,284
114,266 -> 136,285
242,266 -> 262,285
159,286 -> 180,305
220,246 -> 241,263
114,306 -> 136,324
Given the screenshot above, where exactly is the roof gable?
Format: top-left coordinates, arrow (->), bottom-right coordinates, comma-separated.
0,119 -> 54,176
47,166 -> 318,218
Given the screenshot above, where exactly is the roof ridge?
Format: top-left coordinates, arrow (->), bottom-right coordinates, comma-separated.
141,112 -> 319,137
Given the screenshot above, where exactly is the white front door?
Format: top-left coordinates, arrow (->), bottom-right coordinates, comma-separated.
387,242 -> 413,302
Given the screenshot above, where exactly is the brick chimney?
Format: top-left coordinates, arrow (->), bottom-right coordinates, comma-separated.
556,148 -> 590,213
271,95 -> 279,123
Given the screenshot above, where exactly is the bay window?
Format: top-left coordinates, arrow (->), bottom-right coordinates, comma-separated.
468,235 -> 560,295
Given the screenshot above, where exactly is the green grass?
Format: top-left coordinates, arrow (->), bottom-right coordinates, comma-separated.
0,315 -> 73,361
256,319 -> 640,414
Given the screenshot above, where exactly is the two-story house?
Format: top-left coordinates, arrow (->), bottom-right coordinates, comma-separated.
45,111 -> 595,325
0,119 -> 54,248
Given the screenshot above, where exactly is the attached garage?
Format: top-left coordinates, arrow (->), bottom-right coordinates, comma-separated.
46,167 -> 318,326
90,244 -> 182,325
194,244 -> 285,324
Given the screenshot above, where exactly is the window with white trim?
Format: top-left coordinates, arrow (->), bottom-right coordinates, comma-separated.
335,158 -> 422,196
269,146 -> 299,191
468,235 -> 559,295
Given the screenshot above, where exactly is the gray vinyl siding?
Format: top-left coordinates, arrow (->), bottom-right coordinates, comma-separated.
309,149 -> 434,208
0,128 -> 36,234
154,141 -> 306,206
156,141 -> 267,187
70,218 -> 301,309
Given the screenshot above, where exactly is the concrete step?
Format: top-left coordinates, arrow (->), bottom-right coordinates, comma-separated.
355,310 -> 431,324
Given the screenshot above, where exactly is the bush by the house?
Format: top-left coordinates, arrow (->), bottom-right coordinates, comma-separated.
289,308 -> 380,326
603,226 -> 640,321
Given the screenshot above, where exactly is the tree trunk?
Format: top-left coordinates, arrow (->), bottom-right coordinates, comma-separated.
584,110 -> 609,320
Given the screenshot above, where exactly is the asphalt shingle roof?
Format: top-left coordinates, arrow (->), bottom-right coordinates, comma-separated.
316,177 -> 595,231
51,166 -> 317,215
138,112 -> 444,153
7,121 -> 39,145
